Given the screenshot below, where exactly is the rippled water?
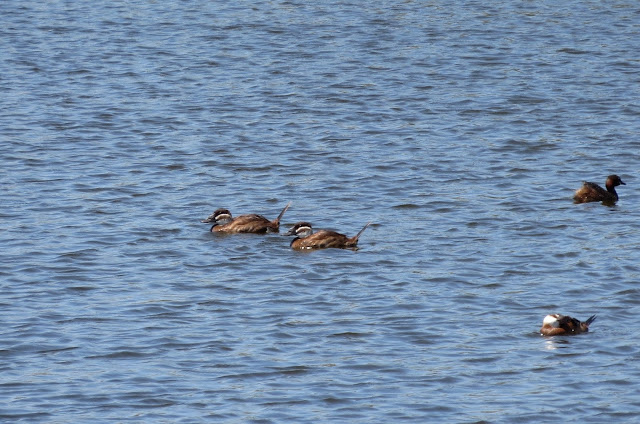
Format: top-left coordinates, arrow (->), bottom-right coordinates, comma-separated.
2,1 -> 640,422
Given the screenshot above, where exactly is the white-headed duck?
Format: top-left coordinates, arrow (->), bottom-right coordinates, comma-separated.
201,203 -> 290,233
285,221 -> 370,250
540,313 -> 596,336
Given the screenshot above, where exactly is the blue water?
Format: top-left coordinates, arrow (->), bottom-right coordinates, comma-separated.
2,1 -> 640,422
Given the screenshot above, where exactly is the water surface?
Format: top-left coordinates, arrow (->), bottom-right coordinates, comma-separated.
1,1 -> 640,422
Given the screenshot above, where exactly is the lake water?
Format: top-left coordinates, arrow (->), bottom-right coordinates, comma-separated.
2,1 -> 640,422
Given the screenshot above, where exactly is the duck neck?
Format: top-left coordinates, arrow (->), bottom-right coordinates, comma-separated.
216,217 -> 232,225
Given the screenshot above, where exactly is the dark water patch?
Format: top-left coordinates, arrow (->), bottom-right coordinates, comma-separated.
328,332 -> 371,339
557,48 -> 591,55
0,412 -> 53,421
88,350 -> 152,359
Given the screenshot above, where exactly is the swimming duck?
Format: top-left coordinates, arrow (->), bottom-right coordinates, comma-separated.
573,175 -> 625,205
201,203 -> 290,233
285,221 -> 370,250
540,313 -> 596,336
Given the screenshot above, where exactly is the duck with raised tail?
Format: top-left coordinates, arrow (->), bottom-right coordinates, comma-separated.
201,203 -> 290,233
539,313 -> 596,336
285,221 -> 370,250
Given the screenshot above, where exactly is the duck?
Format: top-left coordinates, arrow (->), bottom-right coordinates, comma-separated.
573,175 -> 625,205
201,203 -> 290,233
539,313 -> 596,336
285,221 -> 370,250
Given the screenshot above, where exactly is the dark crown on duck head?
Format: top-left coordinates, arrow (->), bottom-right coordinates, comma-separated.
286,222 -> 313,237
201,208 -> 232,224
606,175 -> 625,188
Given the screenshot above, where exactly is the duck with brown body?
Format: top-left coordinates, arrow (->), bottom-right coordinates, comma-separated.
573,175 -> 625,205
201,203 -> 290,233
286,221 -> 370,250
540,313 -> 597,336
